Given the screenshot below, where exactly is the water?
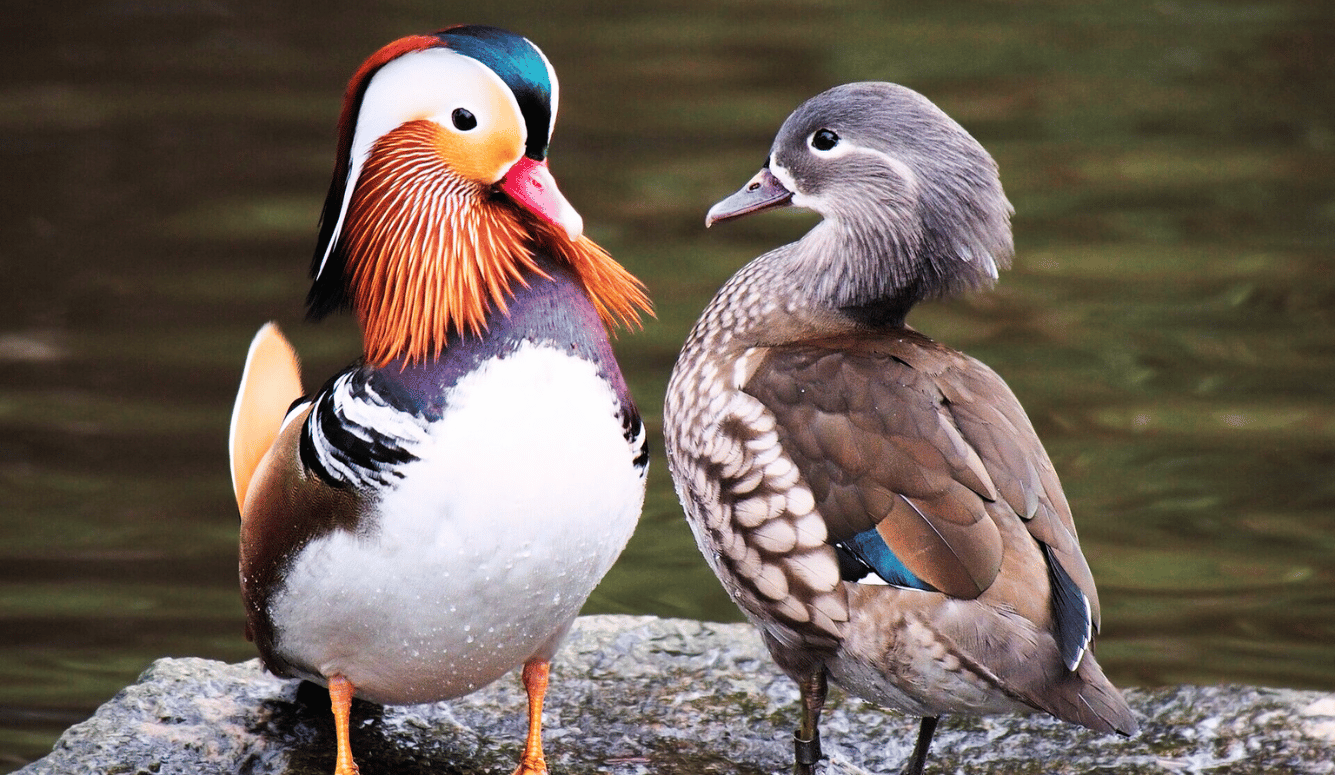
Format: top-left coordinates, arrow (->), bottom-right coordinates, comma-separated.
2,0 -> 1333,769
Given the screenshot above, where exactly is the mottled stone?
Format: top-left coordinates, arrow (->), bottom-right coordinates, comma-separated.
18,615 -> 1335,775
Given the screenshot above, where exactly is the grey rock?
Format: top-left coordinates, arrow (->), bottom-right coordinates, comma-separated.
19,615 -> 1335,775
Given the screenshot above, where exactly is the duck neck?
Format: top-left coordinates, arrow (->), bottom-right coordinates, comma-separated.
785,219 -> 929,329
782,203 -> 1010,330
343,190 -> 540,368
359,256 -> 634,419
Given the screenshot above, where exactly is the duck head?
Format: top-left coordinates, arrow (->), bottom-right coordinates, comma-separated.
708,82 -> 1015,324
306,25 -> 646,366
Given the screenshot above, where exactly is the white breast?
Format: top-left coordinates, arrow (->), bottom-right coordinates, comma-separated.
268,341 -> 645,704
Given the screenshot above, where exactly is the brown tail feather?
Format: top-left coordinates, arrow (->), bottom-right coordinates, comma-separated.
228,323 -> 303,514
1037,650 -> 1139,736
933,600 -> 1138,736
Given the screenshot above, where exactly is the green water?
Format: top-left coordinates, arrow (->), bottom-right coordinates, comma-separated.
2,0 -> 1333,769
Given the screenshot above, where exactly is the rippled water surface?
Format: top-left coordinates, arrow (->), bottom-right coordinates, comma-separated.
2,0 -> 1333,769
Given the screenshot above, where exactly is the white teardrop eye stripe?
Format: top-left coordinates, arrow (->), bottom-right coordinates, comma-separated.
805,134 -> 872,163
776,141 -> 922,213
316,47 -> 527,282
798,130 -> 913,176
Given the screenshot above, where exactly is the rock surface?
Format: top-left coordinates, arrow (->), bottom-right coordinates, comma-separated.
18,615 -> 1335,775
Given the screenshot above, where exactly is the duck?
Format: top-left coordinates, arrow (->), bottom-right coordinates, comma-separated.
664,82 -> 1137,775
227,25 -> 650,775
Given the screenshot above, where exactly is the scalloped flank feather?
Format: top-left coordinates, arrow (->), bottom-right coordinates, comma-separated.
340,120 -> 649,367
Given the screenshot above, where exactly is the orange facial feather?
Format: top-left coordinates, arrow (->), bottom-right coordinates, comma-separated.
338,120 -> 651,367
535,221 -> 651,334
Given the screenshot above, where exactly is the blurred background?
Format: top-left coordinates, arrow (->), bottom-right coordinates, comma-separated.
2,0 -> 1333,769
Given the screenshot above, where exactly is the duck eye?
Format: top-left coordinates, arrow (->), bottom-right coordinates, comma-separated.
451,108 -> 478,131
811,128 -> 839,152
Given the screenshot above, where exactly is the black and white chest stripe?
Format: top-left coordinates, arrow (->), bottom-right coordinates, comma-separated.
299,369 -> 431,489
299,257 -> 645,492
621,405 -> 649,477
299,352 -> 645,491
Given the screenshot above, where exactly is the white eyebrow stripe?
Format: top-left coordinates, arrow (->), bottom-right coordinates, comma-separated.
861,146 -> 919,193
314,47 -> 523,281
826,141 -> 918,189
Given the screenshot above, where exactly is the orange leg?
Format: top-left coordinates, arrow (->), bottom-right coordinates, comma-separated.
329,674 -> 360,775
514,659 -> 550,775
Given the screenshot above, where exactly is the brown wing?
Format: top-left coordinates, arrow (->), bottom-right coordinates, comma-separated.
745,330 -> 1095,623
928,341 -> 1101,628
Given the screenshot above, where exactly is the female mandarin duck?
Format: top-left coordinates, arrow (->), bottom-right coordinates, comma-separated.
227,26 -> 649,775
664,83 -> 1137,774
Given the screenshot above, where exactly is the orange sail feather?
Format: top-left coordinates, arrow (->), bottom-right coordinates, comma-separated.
228,323 -> 304,513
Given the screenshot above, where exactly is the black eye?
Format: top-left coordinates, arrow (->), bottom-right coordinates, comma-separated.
811,128 -> 839,151
451,108 -> 477,131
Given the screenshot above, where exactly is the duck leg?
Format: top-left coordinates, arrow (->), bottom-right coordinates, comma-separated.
328,674 -> 360,775
900,716 -> 940,775
793,669 -> 827,775
514,659 -> 551,775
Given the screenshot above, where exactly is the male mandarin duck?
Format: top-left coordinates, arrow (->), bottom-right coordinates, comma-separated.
227,26 -> 650,775
664,83 -> 1137,774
